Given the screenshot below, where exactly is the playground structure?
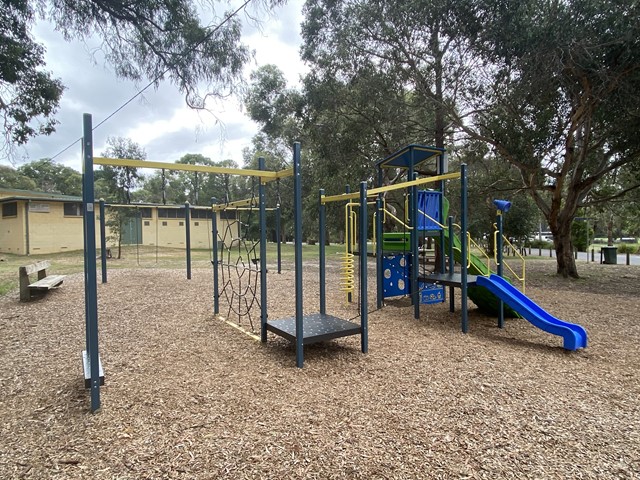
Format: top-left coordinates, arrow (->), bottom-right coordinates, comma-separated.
80,112 -> 587,413
81,113 -> 293,412
364,145 -> 587,350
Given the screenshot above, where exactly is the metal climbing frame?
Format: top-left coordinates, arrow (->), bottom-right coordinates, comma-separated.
81,113 -> 292,413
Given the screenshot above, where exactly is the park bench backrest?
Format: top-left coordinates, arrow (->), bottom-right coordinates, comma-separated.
19,260 -> 52,302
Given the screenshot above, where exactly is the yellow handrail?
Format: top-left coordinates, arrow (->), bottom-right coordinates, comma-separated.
417,209 -> 491,272
493,230 -> 526,292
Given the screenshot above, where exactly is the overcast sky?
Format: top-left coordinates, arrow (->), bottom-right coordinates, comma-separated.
6,0 -> 307,173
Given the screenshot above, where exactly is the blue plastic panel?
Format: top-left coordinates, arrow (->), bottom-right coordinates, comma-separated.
382,254 -> 409,298
419,282 -> 444,304
417,190 -> 442,231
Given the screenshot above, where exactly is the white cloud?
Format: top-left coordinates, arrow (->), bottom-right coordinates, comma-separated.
6,0 -> 307,172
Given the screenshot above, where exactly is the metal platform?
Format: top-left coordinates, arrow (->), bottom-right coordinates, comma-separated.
266,313 -> 362,345
418,273 -> 478,287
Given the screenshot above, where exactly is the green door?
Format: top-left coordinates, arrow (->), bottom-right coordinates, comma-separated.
121,216 -> 142,245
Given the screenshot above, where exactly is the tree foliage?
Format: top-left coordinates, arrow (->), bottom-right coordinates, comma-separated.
17,158 -> 81,195
98,137 -> 146,258
1,0 -> 283,157
299,0 -> 640,278
0,164 -> 37,190
0,0 -> 64,153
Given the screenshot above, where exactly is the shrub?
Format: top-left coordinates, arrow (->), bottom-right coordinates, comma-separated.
616,243 -> 639,254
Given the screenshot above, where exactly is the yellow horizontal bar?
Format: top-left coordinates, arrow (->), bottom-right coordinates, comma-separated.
322,172 -> 461,204
105,203 -> 213,209
212,198 -> 256,211
368,172 -> 461,196
93,157 -> 293,182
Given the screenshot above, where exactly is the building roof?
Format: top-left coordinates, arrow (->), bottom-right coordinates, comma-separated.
0,187 -> 81,202
376,144 -> 445,170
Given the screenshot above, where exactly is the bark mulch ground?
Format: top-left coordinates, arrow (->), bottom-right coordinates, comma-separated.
0,259 -> 638,479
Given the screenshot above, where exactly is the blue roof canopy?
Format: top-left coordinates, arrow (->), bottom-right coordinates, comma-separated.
376,144 -> 445,170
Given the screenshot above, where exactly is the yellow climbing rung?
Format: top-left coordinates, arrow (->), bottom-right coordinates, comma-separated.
338,252 -> 355,298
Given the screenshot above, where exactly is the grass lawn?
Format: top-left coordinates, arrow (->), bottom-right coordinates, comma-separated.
0,243 -> 347,297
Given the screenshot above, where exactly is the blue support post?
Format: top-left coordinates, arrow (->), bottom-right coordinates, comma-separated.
438,154 -> 446,308
276,206 -> 282,274
211,198 -> 219,315
259,158 -> 268,343
359,181 -> 368,353
293,143 -> 304,368
461,164 -> 469,334
411,173 -> 419,319
496,210 -> 505,329
375,195 -> 383,309
99,199 -> 107,283
82,113 -> 100,413
185,202 -> 191,280
448,215 -> 455,313
319,189 -> 327,315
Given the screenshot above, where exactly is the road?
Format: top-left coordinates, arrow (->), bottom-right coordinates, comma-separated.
521,247 -> 640,266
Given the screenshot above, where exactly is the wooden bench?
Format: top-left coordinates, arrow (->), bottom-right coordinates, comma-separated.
19,260 -> 66,302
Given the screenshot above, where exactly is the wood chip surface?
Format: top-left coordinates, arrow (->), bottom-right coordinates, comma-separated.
0,258 -> 638,479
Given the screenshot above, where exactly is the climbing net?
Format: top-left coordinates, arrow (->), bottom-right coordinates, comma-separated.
216,188 -> 262,333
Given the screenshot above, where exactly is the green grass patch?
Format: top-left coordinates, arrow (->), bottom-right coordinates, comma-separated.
0,243 -> 348,297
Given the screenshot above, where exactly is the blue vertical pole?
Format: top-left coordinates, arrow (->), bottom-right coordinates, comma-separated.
411,172 -> 419,319
375,195 -> 383,309
359,181 -> 368,353
82,113 -> 100,413
293,143 -> 304,368
319,189 -> 327,315
99,199 -> 107,283
461,164 -> 469,334
376,168 -> 384,309
408,159 -> 415,307
439,154 -> 447,312
211,198 -> 219,315
259,158 -> 268,343
448,215 -> 455,313
185,202 -> 191,280
276,206 -> 282,274
496,209 -> 505,329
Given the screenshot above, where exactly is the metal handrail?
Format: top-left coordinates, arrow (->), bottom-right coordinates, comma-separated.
493,230 -> 526,292
417,209 -> 491,272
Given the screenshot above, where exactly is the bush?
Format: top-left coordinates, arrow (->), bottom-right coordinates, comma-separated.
529,239 -> 553,249
616,243 -> 639,254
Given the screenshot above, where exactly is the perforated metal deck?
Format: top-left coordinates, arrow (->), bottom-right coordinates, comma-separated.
266,313 -> 362,345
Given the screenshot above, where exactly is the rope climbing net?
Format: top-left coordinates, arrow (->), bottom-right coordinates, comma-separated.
216,185 -> 262,333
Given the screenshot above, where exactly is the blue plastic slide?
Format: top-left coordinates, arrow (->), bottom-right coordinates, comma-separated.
475,274 -> 588,350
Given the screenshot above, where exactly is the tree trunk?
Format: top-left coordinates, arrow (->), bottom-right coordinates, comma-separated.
553,230 -> 579,278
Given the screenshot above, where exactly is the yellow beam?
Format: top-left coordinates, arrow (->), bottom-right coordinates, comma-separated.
212,197 -> 257,211
321,172 -> 461,204
93,157 -> 293,182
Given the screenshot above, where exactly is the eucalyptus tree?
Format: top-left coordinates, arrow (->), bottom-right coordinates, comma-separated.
1,0 -> 283,158
17,158 -> 82,195
98,137 -> 146,258
452,0 -> 640,277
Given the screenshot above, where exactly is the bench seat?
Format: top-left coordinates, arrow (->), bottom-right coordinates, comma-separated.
29,274 -> 66,290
